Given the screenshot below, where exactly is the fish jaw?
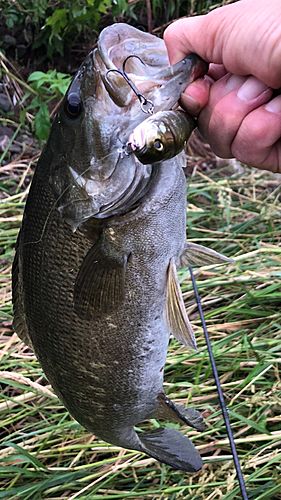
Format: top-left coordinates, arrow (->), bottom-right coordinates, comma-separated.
49,24 -> 207,230
95,23 -> 208,115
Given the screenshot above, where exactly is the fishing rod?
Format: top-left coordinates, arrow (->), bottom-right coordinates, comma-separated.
189,266 -> 249,500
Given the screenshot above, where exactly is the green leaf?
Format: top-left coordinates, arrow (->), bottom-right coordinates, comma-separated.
98,0 -> 112,14
5,443 -> 47,470
72,7 -> 87,19
46,8 -> 68,34
19,108 -> 27,125
27,71 -> 47,83
228,409 -> 268,435
34,103 -> 51,141
55,79 -> 71,95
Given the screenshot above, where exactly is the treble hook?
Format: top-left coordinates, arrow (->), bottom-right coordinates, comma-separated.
106,55 -> 154,115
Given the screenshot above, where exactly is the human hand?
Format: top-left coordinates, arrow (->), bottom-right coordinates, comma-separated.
164,0 -> 281,172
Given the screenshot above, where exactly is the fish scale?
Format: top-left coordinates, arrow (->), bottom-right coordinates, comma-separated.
12,23 -> 219,472
17,155 -> 190,441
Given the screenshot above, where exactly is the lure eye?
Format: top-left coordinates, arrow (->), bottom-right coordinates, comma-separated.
64,92 -> 82,118
154,139 -> 164,151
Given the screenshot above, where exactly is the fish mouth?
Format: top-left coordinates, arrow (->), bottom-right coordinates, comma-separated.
55,24 -> 208,229
97,23 -> 168,73
94,23 -> 207,112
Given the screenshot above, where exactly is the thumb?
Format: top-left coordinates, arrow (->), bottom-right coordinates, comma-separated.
164,14 -> 220,65
164,0 -> 281,89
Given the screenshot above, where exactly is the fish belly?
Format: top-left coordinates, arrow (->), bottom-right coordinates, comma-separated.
17,160 -> 187,437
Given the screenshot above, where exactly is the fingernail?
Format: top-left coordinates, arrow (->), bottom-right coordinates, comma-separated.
181,93 -> 201,115
225,74 -> 246,92
265,95 -> 281,113
204,75 -> 214,86
237,76 -> 268,101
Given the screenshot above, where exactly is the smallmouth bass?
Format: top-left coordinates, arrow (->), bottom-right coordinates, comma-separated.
12,24 -> 229,472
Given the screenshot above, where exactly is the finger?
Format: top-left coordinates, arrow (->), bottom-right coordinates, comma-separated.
164,14 -> 226,65
184,72 -> 243,121
231,95 -> 281,172
180,66 -> 226,116
198,75 -> 273,158
180,77 -> 211,116
164,1 -> 281,88
208,64 -> 227,81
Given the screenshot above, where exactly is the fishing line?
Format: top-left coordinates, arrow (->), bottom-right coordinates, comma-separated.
188,266 -> 249,500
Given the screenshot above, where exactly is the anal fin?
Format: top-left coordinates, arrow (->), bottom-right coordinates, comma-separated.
166,258 -> 196,349
156,393 -> 206,432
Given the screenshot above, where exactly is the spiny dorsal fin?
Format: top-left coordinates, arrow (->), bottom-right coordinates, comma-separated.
74,238 -> 127,320
180,242 -> 234,268
166,258 -> 197,350
12,231 -> 32,347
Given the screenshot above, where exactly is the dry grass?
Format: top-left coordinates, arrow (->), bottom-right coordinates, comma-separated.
1,15 -> 281,497
1,145 -> 281,499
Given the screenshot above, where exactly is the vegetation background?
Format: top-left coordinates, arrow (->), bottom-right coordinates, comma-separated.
1,1 -> 281,498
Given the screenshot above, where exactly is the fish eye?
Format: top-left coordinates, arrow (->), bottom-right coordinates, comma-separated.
64,92 -> 82,118
153,139 -> 164,151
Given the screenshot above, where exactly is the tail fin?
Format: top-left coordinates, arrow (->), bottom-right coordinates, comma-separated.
139,428 -> 202,472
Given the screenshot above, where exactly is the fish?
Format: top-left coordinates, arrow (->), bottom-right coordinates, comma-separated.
12,23 -> 230,472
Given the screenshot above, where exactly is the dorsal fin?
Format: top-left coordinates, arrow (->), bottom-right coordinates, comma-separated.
12,231 -> 32,346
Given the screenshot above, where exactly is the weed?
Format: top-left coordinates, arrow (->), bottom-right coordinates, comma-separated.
1,146 -> 281,498
26,70 -> 71,140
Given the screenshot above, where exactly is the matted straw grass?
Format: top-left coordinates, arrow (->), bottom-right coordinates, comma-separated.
1,149 -> 280,499
1,42 -> 281,498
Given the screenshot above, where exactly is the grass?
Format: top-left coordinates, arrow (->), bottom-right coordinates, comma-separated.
1,6 -> 281,495
1,146 -> 281,499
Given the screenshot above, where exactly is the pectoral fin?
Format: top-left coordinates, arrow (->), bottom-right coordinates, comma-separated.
180,242 -> 234,268
166,258 -> 196,349
74,239 -> 127,320
156,393 -> 206,432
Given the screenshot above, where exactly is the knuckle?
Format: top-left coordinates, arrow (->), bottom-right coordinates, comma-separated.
243,119 -> 267,143
263,29 -> 281,88
163,23 -> 175,43
203,107 -> 234,158
230,120 -> 267,164
231,143 -> 258,165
